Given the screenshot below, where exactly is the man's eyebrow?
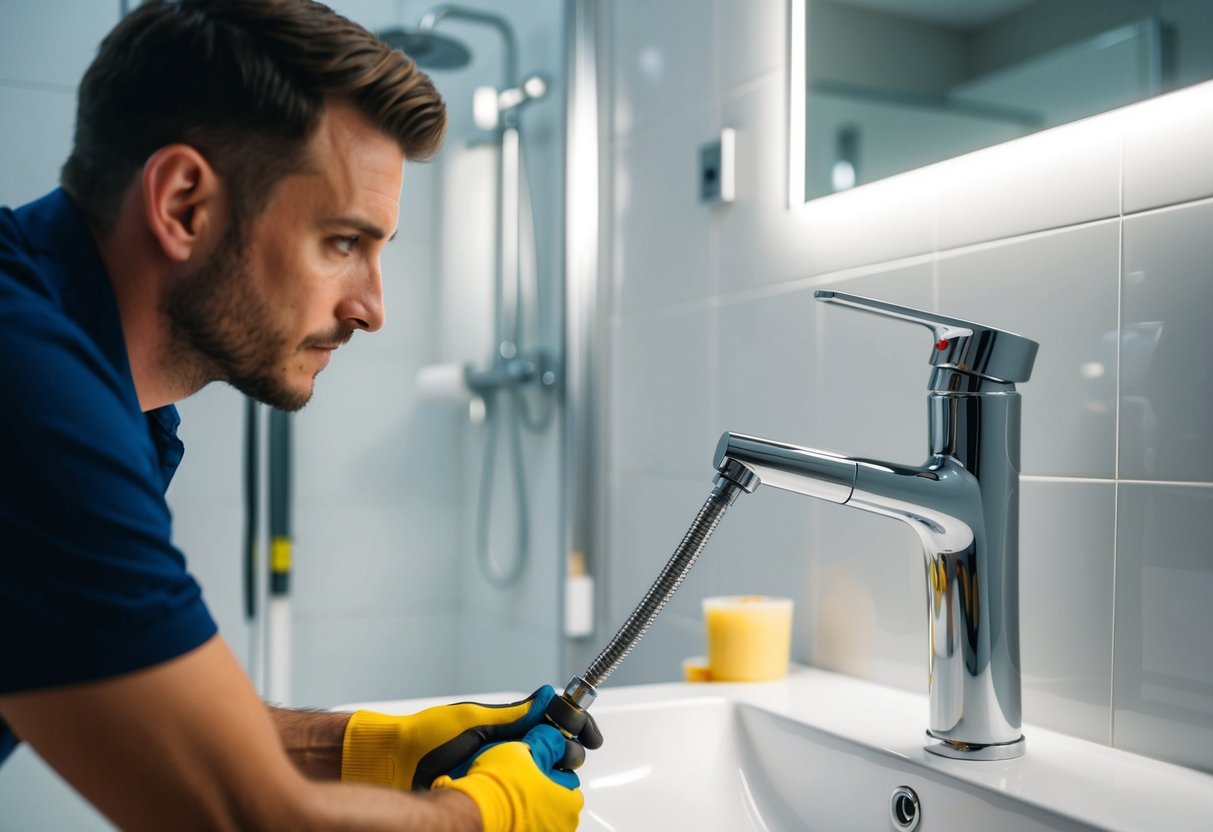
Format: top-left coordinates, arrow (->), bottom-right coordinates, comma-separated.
329,216 -> 398,242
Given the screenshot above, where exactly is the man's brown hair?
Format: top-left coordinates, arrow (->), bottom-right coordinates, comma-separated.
61,0 -> 446,233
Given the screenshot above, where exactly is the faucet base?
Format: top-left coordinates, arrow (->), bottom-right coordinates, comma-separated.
924,732 -> 1025,761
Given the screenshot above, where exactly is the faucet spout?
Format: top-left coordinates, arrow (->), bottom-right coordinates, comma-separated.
717,433 -> 979,556
717,428 -> 1023,759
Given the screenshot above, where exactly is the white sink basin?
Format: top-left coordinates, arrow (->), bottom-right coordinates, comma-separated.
583,696 -> 1086,831
344,668 -> 1213,832
579,670 -> 1213,832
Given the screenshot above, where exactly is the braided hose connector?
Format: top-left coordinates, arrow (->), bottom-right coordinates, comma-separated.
582,476 -> 746,687
544,465 -> 756,767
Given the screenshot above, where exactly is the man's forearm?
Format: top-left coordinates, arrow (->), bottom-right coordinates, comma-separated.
168,698 -> 482,830
306,781 -> 483,831
270,706 -> 351,780
268,707 -> 484,830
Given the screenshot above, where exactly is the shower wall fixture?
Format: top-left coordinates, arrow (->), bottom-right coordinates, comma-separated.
380,5 -> 557,588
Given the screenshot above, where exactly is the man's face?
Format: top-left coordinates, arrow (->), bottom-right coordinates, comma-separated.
166,102 -> 405,411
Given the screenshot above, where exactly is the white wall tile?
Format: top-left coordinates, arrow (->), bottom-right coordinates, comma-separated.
292,497 -> 460,616
397,157 -> 438,242
612,306 -> 715,476
0,86 -> 75,206
611,0 -> 716,140
1121,201 -> 1213,482
329,0 -> 400,33
169,500 -> 250,666
0,0 -> 116,88
376,238 -> 436,360
606,476 -> 721,625
717,74 -> 822,292
1114,484 -> 1213,773
609,0 -> 682,41
814,264 -> 935,466
714,0 -> 785,92
613,107 -> 718,312
372,161 -> 438,363
291,611 -> 460,707
1124,81 -> 1213,213
455,614 -> 559,695
1019,481 -> 1115,744
939,221 -> 1120,478
713,287 -> 818,444
294,354 -> 464,504
708,486 -> 815,664
0,746 -> 112,832
935,116 -> 1121,250
794,164 -> 939,278
168,386 -> 249,665
807,498 -> 925,694
171,385 -> 246,503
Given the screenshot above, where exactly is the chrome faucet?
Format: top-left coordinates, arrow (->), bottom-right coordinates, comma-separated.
715,291 -> 1039,760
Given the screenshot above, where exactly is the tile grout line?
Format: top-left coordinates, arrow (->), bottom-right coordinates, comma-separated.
1109,135 -> 1125,748
1115,134 -> 1125,484
616,251 -> 940,324
1109,480 -> 1120,748
1123,190 -> 1213,219
617,207 -> 1155,324
0,77 -> 75,94
1021,476 -> 1213,487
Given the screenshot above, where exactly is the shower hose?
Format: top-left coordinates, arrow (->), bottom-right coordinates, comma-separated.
476,378 -> 555,588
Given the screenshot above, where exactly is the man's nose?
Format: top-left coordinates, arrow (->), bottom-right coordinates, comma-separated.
338,263 -> 385,332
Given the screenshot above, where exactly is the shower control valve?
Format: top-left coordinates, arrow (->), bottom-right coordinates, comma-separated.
473,74 -> 550,130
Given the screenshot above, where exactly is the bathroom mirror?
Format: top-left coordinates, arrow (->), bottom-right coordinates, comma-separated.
790,0 -> 1213,203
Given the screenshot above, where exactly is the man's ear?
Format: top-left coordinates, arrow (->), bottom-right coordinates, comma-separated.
140,145 -> 226,263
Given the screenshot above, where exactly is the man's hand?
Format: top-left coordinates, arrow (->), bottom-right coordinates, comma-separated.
431,724 -> 584,832
341,685 -> 600,791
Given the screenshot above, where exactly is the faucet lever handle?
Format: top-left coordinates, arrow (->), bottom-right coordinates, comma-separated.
814,290 -> 1038,383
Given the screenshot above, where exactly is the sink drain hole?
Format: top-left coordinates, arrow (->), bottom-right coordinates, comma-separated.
889,785 -> 920,831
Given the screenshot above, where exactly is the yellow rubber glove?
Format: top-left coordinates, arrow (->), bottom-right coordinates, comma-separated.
432,724 -> 583,832
341,685 -> 592,791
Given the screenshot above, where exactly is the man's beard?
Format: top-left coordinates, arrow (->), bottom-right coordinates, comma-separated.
164,226 -> 348,412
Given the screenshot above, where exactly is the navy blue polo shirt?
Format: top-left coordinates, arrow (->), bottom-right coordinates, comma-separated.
0,189 -> 218,764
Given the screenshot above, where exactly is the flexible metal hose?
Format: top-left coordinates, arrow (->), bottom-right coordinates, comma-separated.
582,476 -> 747,688
544,472 -> 752,768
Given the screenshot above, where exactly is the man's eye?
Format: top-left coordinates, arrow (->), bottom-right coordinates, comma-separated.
334,235 -> 359,255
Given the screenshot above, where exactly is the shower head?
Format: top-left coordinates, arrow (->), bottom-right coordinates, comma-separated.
391,4 -> 519,86
377,27 -> 472,70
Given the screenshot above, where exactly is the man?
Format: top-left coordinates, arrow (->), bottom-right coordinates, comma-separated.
0,1 -> 597,829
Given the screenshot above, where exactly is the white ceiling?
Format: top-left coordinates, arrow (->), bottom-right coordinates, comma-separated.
827,0 -> 1038,29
